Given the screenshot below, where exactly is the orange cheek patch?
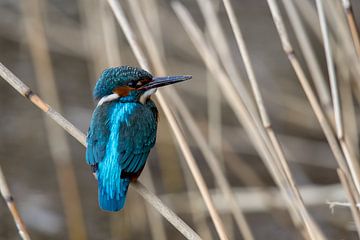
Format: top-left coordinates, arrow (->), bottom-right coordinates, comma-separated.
113,86 -> 133,97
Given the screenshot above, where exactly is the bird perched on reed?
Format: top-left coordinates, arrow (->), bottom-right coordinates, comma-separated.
86,66 -> 191,211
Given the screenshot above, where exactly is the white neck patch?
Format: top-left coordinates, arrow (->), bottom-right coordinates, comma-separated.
140,89 -> 157,104
97,93 -> 120,107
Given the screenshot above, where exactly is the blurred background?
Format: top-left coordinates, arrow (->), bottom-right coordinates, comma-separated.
0,0 -> 360,239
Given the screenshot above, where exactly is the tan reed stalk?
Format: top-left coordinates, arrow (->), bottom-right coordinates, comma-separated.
195,0 -> 259,123
196,0 -> 326,237
315,0 -> 343,139
337,168 -> 360,238
265,0 -> 348,180
0,62 -> 201,240
22,1 -> 87,239
127,0 -> 254,238
280,0 -> 332,114
171,2 -> 324,239
219,1 -> 320,227
0,166 -> 31,240
138,168 -> 167,240
108,1 -> 229,239
294,0 -> 360,126
192,1 -> 309,218
266,0 -> 360,220
323,1 -> 360,77
341,0 -> 360,56
178,153 -> 214,240
339,68 -> 359,158
316,0 -> 360,198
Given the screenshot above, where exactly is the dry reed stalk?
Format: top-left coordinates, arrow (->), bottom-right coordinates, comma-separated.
171,2 -> 322,239
127,0 -> 254,238
266,0 -> 350,181
337,168 -> 360,238
0,166 -> 31,240
266,0 -> 360,229
22,1 -> 87,239
295,1 -> 360,147
178,153 -> 214,240
281,0 -> 332,114
316,0 -> 360,198
195,0 -> 259,124
0,62 -> 201,240
138,168 -> 167,240
341,0 -> 360,56
315,0 -> 343,139
108,0 -> 229,239
339,68 -> 359,159
323,1 -> 360,78
168,90 -> 254,240
313,0 -> 360,199
214,0 -> 327,238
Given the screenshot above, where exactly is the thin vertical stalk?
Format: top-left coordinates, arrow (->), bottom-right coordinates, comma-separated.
341,0 -> 360,56
266,0 -> 349,182
0,166 -> 31,240
178,153 -> 214,240
107,1 -> 229,239
316,0 -> 360,197
281,0 -> 332,113
195,0 -> 259,123
172,2 -> 320,239
21,1 -> 87,239
315,0 -> 343,139
139,168 -> 168,240
266,0 -> 360,224
218,0 -> 325,238
0,62 -> 201,240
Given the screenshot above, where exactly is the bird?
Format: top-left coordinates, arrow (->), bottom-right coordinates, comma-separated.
86,65 -> 191,211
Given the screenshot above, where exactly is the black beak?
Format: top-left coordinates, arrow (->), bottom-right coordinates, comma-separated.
140,75 -> 192,90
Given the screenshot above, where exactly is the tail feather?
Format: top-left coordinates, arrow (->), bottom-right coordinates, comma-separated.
98,178 -> 130,212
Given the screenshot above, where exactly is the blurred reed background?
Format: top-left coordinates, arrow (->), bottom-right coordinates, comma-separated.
0,0 -> 360,239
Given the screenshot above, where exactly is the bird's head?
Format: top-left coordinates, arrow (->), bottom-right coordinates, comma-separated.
93,66 -> 191,105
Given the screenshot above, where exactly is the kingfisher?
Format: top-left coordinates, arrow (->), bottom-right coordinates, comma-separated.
86,65 -> 191,211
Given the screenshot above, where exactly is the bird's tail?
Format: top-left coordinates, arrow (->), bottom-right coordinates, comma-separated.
98,178 -> 130,211
97,155 -> 130,212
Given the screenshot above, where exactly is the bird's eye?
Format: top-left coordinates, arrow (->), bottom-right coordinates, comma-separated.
128,80 -> 145,88
127,81 -> 137,88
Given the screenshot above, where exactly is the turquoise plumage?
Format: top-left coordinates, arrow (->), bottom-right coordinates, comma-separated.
86,66 -> 190,211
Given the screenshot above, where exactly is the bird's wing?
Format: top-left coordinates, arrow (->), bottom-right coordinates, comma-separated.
86,103 -> 111,165
117,103 -> 157,176
86,101 -> 157,176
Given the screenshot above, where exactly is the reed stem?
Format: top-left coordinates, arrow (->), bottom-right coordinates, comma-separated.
0,166 -> 31,240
